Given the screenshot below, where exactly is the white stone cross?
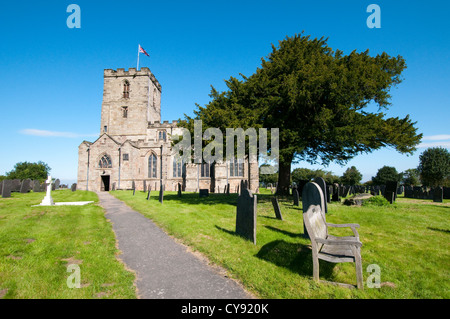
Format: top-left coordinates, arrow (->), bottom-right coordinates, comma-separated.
40,175 -> 54,206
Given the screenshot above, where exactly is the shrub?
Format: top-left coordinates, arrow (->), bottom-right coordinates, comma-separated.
362,195 -> 390,207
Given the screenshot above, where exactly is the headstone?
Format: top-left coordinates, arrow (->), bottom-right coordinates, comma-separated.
235,188 -> 257,244
302,182 -> 325,239
297,180 -> 309,198
0,181 -> 3,195
20,179 -> 32,193
159,184 -> 164,203
292,188 -> 299,207
1,180 -> 11,198
33,181 -> 42,192
313,177 -> 328,214
146,189 -> 151,200
54,179 -> 60,190
433,187 -> 443,203
143,180 -> 147,192
271,197 -> 283,220
443,187 -> 450,200
199,189 -> 209,198
331,183 -> 340,202
12,179 -> 21,192
111,182 -> 116,191
71,183 -> 77,192
226,183 -> 230,196
385,181 -> 398,203
177,183 -> 182,197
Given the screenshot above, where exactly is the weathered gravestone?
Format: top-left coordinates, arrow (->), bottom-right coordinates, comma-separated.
313,177 -> 328,214
433,187 -> 443,203
111,182 -> 116,191
302,182 -> 326,239
143,180 -> 147,192
297,180 -> 309,198
20,179 -> 32,193
1,180 -> 12,198
226,183 -> 230,196
177,183 -> 182,197
331,183 -> 340,202
292,188 -> 299,206
271,197 -> 283,220
159,184 -> 164,203
33,181 -> 42,192
132,181 -> 136,195
54,179 -> 60,190
235,188 -> 257,244
71,183 -> 77,192
146,189 -> 151,200
0,181 -> 3,195
12,179 -> 21,192
199,189 -> 209,198
384,181 -> 398,203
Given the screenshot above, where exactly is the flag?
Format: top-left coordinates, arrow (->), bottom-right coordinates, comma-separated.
139,45 -> 150,57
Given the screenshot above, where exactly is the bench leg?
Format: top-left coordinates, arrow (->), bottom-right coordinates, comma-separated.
313,256 -> 320,282
354,250 -> 363,290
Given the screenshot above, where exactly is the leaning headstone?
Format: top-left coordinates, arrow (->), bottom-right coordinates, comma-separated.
71,183 -> 77,192
177,183 -> 182,197
235,188 -> 257,245
293,188 -> 299,206
159,184 -> 164,203
20,179 -> 32,193
433,187 -> 443,203
313,177 -> 328,214
302,182 -> 325,239
146,189 -> 151,200
199,189 -> 209,198
271,197 -> 283,220
1,180 -> 12,198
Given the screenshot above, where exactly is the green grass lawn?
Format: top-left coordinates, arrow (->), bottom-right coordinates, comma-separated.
111,189 -> 450,299
0,190 -> 136,299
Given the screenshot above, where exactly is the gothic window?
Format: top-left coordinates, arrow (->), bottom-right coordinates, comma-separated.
103,126 -> 108,133
123,81 -> 130,99
148,153 -> 157,178
173,159 -> 185,178
229,158 -> 244,177
122,106 -> 128,118
201,162 -> 211,178
99,154 -> 112,168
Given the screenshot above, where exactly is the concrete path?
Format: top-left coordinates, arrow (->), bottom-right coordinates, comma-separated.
96,191 -> 253,299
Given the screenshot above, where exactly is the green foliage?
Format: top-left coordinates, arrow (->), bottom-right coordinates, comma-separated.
417,147 -> 450,187
341,166 -> 363,185
372,166 -> 402,185
402,168 -> 420,186
362,195 -> 390,207
177,33 -> 422,195
259,164 -> 278,186
6,161 -> 50,181
291,167 -> 340,185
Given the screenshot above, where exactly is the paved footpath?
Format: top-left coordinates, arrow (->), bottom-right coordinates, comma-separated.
96,191 -> 253,299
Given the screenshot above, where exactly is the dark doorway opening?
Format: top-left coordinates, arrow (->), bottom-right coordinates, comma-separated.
101,175 -> 110,191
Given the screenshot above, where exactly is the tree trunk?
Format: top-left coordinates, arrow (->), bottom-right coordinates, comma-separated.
276,160 -> 292,195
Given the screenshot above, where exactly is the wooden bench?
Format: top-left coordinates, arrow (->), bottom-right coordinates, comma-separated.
303,204 -> 363,289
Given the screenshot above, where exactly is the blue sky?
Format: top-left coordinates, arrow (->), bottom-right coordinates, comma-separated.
0,0 -> 449,185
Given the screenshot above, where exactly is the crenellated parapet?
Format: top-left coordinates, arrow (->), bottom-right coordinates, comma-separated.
104,67 -> 161,91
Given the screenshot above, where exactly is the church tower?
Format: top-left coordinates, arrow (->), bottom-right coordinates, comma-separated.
99,67 -> 162,140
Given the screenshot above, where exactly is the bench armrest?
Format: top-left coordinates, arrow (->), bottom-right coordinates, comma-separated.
315,237 -> 362,248
326,223 -> 360,238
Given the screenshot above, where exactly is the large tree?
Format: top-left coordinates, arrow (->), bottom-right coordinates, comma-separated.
417,147 -> 450,187
178,33 -> 422,194
6,161 -> 51,181
341,166 -> 363,186
372,166 -> 402,185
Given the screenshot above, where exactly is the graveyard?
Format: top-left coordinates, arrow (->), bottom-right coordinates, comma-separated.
109,187 -> 449,299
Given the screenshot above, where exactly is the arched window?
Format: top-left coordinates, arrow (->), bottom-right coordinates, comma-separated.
123,81 -> 130,99
99,154 -> 112,168
229,158 -> 244,177
148,153 -> 157,178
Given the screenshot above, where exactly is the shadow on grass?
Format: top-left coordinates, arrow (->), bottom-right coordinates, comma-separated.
264,225 -> 303,238
255,240 -> 335,278
427,227 -> 450,234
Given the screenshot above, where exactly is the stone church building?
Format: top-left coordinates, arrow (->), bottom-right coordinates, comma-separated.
77,67 -> 259,192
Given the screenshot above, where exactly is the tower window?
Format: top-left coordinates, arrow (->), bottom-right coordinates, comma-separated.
148,153 -> 157,178
158,131 -> 166,141
99,154 -> 112,168
123,153 -> 129,161
123,81 -> 130,99
104,126 -> 108,133
122,106 -> 128,118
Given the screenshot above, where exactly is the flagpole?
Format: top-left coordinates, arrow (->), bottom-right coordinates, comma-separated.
137,44 -> 140,70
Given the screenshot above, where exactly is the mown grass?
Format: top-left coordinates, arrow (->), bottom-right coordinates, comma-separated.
0,190 -> 136,299
111,189 -> 449,299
